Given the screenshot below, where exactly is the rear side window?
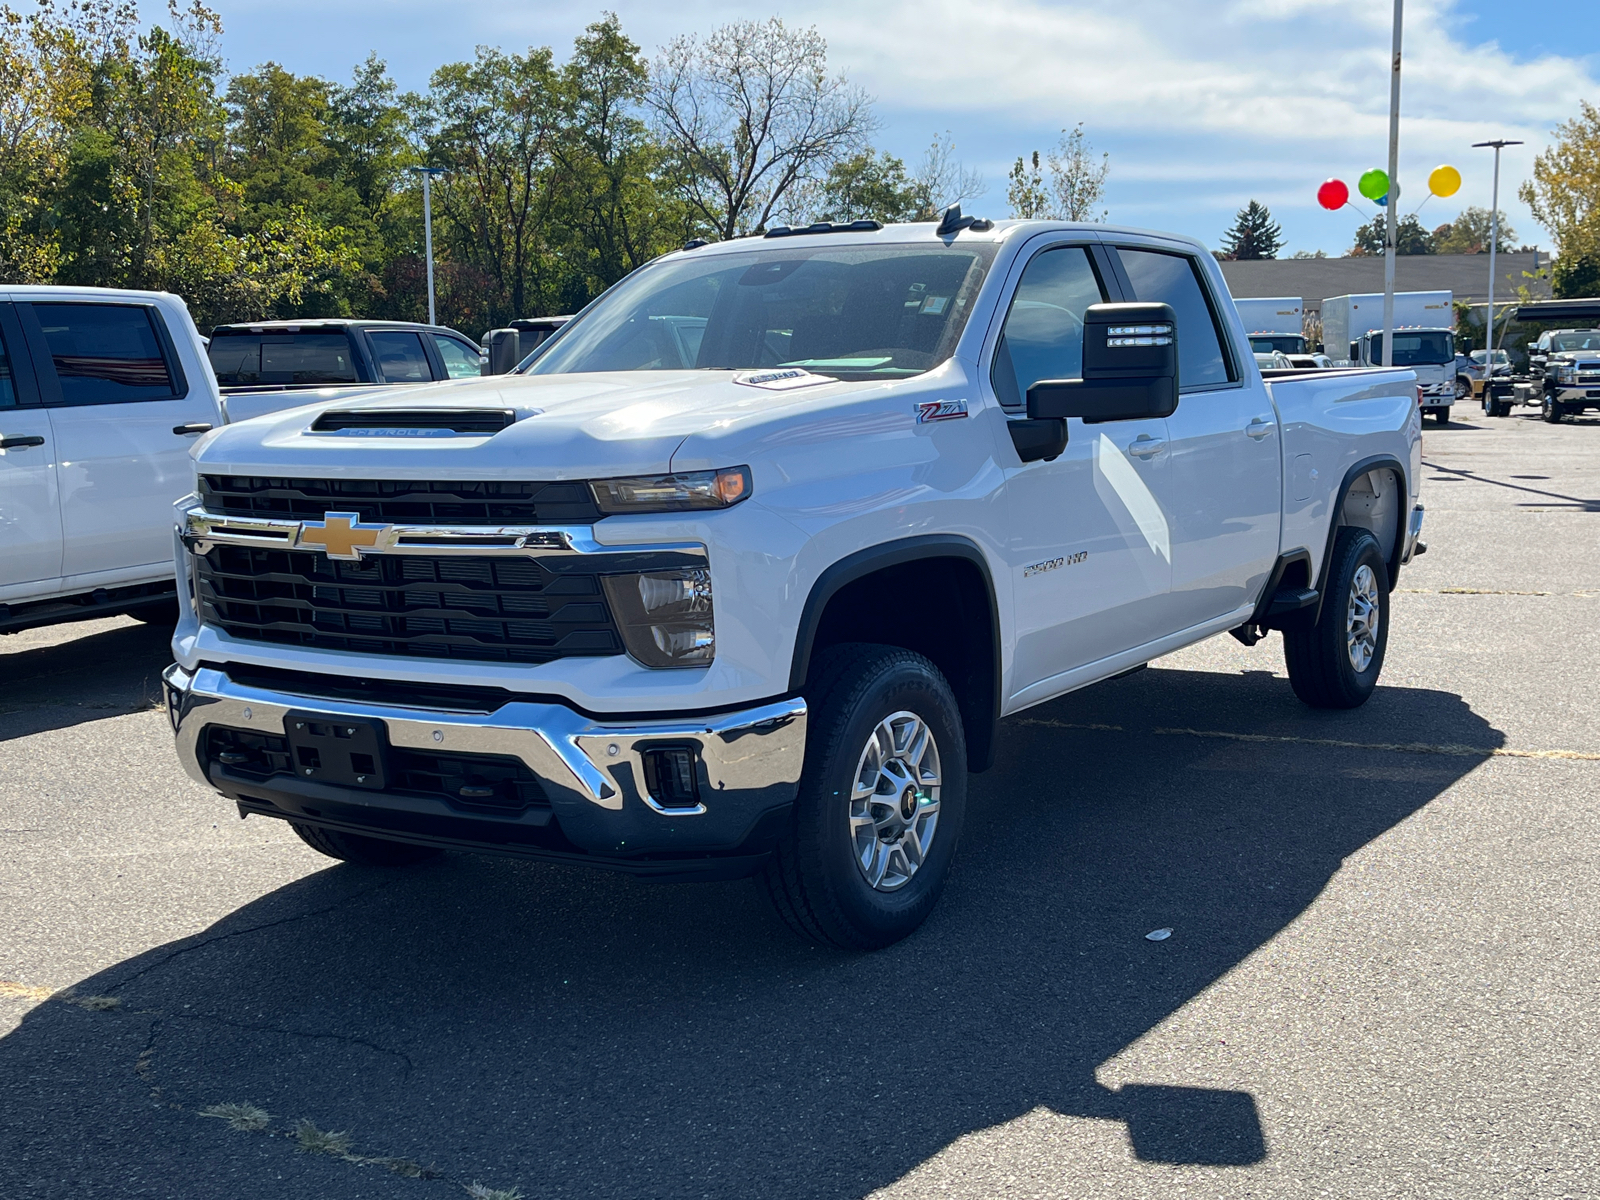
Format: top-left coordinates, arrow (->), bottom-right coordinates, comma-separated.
33,303 -> 179,403
990,246 -> 1107,411
369,330 -> 431,382
208,333 -> 359,385
431,334 -> 482,379
1116,249 -> 1234,389
0,325 -> 14,408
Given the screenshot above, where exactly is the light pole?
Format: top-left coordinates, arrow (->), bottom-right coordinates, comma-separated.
409,166 -> 447,326
1471,140 -> 1522,360
1380,0 -> 1403,368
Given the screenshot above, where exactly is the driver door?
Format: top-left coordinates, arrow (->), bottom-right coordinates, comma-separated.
991,242 -> 1174,706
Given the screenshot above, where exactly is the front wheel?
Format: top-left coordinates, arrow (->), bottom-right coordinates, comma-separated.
1283,528 -> 1390,709
1431,407 -> 1451,425
759,645 -> 967,950
1543,396 -> 1565,424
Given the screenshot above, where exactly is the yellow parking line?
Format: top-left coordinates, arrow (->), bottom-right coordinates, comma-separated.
1013,718 -> 1600,761
0,980 -> 54,1002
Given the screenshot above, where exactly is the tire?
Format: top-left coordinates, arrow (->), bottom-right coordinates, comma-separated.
1455,376 -> 1471,401
758,644 -> 967,950
290,822 -> 441,866
1431,407 -> 1450,425
1283,528 -> 1390,710
1543,396 -> 1564,424
127,598 -> 181,625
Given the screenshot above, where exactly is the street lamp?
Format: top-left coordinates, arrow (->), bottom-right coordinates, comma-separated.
1471,140 -> 1522,360
409,166 -> 447,326
1380,0 -> 1403,368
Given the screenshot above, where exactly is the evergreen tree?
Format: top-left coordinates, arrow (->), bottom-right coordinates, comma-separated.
1219,200 -> 1283,259
1350,213 -> 1431,256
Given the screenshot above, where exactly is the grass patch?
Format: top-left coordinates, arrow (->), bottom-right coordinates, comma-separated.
463,1184 -> 524,1200
199,1102 -> 271,1132
351,1155 -> 440,1179
293,1118 -> 352,1157
56,991 -> 121,1011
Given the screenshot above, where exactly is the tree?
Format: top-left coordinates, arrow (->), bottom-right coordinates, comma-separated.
1429,206 -> 1516,255
648,17 -> 872,239
817,148 -> 916,222
1553,253 -> 1600,299
419,45 -> 562,324
909,131 -> 984,219
1007,124 -> 1108,222
1219,200 -> 1283,259
1349,213 -> 1431,256
1519,100 -> 1600,262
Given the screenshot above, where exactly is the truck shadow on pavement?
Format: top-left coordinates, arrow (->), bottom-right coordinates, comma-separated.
0,617 -> 173,741
0,666 -> 1503,1199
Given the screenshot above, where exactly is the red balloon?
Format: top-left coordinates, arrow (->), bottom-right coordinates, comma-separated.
1317,178 -> 1349,210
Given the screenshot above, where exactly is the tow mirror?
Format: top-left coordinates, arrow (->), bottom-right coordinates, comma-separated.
1026,302 -> 1179,423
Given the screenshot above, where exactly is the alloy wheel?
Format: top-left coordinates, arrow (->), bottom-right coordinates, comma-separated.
849,711 -> 942,892
1346,563 -> 1381,673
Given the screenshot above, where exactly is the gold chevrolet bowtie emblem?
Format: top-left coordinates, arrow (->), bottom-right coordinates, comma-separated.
298,512 -> 388,560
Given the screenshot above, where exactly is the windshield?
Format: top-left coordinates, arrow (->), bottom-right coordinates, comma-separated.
1368,331 -> 1453,366
529,242 -> 998,380
1249,335 -> 1304,354
1549,332 -> 1600,352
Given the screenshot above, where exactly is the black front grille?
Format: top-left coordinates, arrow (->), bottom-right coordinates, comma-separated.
203,726 -> 549,815
198,475 -> 602,525
197,546 -> 622,664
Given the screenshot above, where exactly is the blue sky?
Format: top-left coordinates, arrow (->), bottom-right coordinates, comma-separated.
208,0 -> 1599,256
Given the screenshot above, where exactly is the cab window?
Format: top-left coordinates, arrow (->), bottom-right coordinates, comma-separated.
369,330 -> 432,382
32,303 -> 182,403
990,246 -> 1107,411
1115,249 -> 1234,389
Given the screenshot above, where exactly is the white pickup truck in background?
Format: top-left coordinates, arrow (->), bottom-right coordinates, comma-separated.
163,217 -> 1426,949
0,287 -> 320,634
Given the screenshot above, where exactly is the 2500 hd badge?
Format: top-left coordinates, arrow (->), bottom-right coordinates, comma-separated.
1025,551 -> 1088,577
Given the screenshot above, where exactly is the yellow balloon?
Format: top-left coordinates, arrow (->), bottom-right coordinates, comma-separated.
1429,164 -> 1462,198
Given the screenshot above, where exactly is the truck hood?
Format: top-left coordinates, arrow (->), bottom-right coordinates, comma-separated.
193,369 -> 877,479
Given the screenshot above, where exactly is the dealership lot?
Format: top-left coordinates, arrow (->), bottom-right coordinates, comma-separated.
2,411 -> 1597,1199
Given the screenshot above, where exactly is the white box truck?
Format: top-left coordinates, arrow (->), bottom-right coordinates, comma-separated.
1322,291 -> 1456,424
1234,297 -> 1306,355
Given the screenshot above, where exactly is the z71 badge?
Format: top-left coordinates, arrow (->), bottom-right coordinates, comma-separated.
916,399 -> 968,423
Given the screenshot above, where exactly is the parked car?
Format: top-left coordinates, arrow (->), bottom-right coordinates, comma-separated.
0,287 -> 315,634
163,217 -> 1426,949
1254,350 -> 1293,370
1286,353 -> 1335,369
207,318 -> 486,421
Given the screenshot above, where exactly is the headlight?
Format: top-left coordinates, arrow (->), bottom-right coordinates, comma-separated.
590,467 -> 751,515
602,568 -> 715,668
1558,364 -> 1577,382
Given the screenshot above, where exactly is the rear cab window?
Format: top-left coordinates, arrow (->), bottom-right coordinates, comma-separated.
368,330 -> 432,382
432,334 -> 482,379
31,303 -> 185,403
1114,248 -> 1236,389
209,331 -> 359,385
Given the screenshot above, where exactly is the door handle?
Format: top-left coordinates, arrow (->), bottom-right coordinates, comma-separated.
1245,417 -> 1275,440
1127,435 -> 1166,459
173,423 -> 213,436
0,435 -> 45,449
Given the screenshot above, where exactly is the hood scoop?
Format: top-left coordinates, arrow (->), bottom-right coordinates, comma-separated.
310,408 -> 518,437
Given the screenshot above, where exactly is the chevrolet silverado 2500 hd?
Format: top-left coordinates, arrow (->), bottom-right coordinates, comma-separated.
163,217 -> 1426,949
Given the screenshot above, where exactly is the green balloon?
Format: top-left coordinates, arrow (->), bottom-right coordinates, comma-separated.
1358,168 -> 1390,202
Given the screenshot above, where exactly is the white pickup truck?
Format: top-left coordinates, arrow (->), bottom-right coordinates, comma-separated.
0,287 -> 335,634
162,217 -> 1426,949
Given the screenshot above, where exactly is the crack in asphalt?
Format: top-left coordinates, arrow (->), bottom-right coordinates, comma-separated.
157,1009 -> 415,1073
103,878 -> 401,996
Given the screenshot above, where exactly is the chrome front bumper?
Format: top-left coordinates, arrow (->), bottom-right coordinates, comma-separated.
163,664 -> 806,864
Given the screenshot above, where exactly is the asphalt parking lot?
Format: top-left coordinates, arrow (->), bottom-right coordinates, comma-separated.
3,407 -> 1598,1199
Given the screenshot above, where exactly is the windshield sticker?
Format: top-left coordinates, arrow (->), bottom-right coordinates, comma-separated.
916,399 -> 968,423
920,295 -> 950,316
733,369 -> 831,390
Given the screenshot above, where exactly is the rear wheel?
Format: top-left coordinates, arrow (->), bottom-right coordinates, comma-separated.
291,823 -> 441,866
1455,376 -> 1471,401
758,644 -> 967,950
1283,528 -> 1390,710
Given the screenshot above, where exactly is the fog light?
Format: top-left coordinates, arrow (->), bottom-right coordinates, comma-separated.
602,568 -> 715,668
642,747 -> 701,809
